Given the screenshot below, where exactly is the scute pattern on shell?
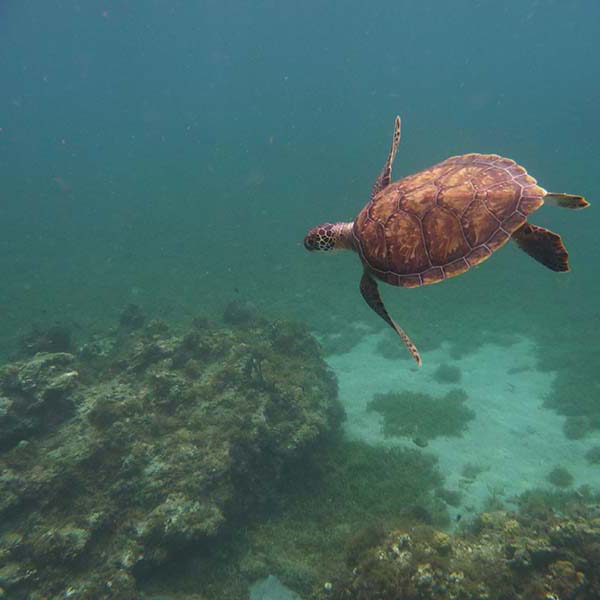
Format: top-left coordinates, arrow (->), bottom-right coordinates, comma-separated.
353,153 -> 546,287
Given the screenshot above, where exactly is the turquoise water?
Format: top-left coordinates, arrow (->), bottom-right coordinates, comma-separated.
2,2 -> 597,348
1,2 -> 599,599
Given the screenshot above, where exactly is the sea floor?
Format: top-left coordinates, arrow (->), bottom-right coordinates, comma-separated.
246,329 -> 600,600
325,329 -> 600,520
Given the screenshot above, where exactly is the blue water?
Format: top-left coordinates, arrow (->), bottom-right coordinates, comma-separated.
2,1 -> 597,346
1,1 -> 599,598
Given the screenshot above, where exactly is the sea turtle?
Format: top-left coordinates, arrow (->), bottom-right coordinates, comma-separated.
304,116 -> 589,366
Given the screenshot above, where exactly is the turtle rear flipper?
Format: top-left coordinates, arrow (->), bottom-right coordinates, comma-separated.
545,192 -> 589,209
512,223 -> 569,272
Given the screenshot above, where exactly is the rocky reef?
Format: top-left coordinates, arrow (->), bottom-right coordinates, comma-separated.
312,507 -> 600,600
0,311 -> 342,599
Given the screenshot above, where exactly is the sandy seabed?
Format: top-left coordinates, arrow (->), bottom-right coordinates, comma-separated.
326,331 -> 600,517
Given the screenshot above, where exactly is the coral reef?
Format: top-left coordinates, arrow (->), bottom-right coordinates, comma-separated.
375,333 -> 409,360
206,437 -> 450,598
0,351 -> 79,451
585,446 -> 600,465
312,506 -> 600,600
516,486 -> 598,521
448,329 -> 519,360
460,462 -> 488,481
432,363 -> 462,384
222,299 -> 259,327
543,350 -> 600,434
367,388 -> 474,441
563,415 -> 591,440
320,326 -> 368,356
18,323 -> 73,356
0,314 -> 342,599
546,466 -> 574,488
144,438 -> 453,599
118,303 -> 147,331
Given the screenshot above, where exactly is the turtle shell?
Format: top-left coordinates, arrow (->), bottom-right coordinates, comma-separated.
353,153 -> 547,287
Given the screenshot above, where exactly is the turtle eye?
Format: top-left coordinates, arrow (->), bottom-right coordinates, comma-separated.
304,235 -> 315,250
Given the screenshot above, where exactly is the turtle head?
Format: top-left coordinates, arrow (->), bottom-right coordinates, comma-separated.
304,222 -> 355,252
304,223 -> 337,252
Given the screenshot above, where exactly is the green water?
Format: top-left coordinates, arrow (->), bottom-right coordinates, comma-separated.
1,1 -> 597,352
1,1 -> 599,598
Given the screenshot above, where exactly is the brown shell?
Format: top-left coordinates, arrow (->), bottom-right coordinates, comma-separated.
353,153 -> 547,287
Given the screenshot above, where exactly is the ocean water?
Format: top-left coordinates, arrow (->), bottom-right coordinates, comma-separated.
1,1 -> 599,599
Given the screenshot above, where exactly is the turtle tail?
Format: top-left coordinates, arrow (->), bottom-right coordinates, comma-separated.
545,193 -> 589,209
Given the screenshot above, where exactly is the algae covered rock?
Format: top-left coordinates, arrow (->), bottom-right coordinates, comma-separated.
0,352 -> 79,450
0,315 -> 342,600
18,323 -> 73,356
313,508 -> 600,600
367,388 -> 474,442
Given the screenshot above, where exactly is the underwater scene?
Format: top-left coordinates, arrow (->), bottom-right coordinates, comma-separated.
1,1 -> 599,599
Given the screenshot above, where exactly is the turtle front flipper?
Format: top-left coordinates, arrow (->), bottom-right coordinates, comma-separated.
370,116 -> 401,200
512,222 -> 569,272
359,270 -> 422,366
